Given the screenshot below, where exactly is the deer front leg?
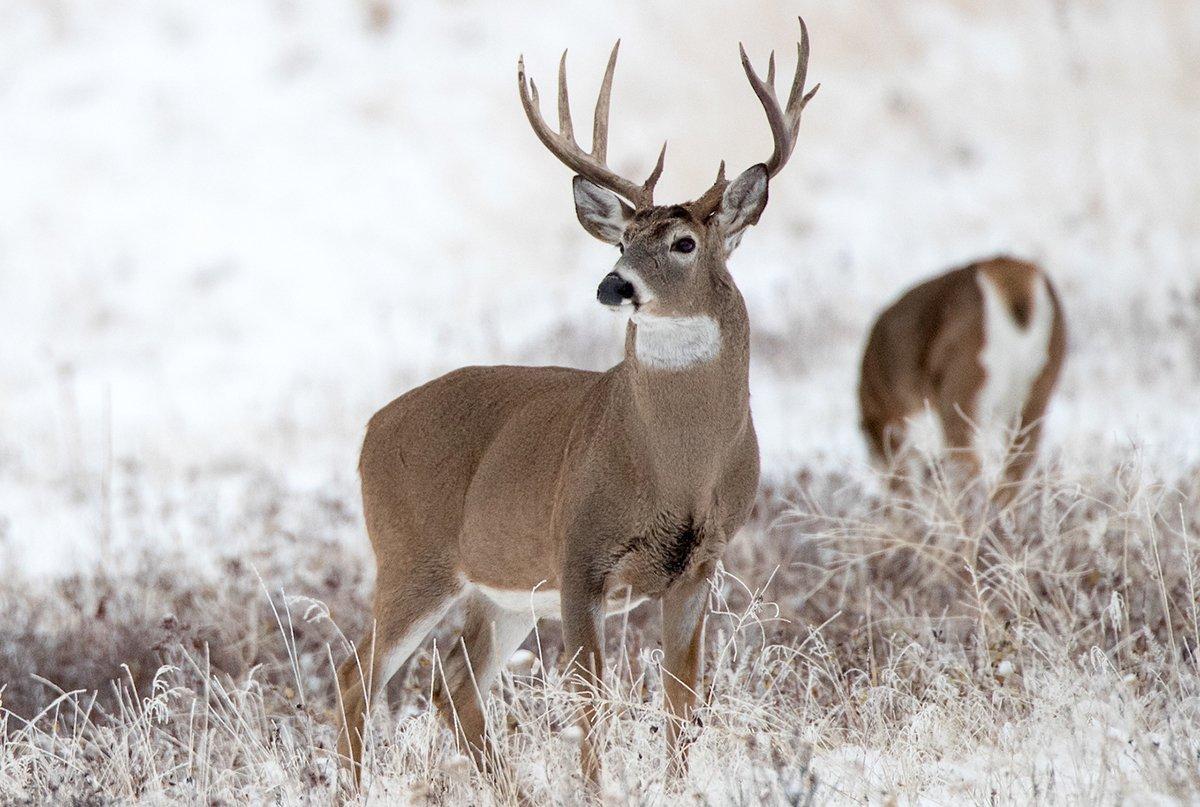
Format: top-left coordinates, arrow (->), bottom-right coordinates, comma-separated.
661,562 -> 712,776
561,573 -> 607,790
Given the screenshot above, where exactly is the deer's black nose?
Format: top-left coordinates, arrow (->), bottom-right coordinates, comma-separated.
597,272 -> 636,306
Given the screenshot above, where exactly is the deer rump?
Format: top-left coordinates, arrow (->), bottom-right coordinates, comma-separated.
858,255 -> 1066,478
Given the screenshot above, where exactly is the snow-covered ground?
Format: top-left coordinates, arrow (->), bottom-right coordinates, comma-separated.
1,4 -> 1199,802
2,0 -> 1198,575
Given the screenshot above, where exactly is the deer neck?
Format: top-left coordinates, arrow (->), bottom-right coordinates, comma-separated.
616,283 -> 752,487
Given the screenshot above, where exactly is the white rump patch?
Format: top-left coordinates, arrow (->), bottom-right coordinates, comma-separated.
631,312 -> 721,370
975,272 -> 1054,468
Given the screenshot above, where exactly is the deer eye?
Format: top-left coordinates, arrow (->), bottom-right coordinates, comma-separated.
671,237 -> 696,254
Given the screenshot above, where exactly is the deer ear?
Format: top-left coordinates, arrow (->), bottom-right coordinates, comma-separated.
573,176 -> 634,245
715,164 -> 769,254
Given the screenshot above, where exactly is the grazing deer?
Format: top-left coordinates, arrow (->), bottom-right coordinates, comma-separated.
335,20 -> 818,792
858,256 -> 1066,500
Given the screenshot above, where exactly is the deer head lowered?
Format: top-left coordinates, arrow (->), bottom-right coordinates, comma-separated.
336,19 -> 818,796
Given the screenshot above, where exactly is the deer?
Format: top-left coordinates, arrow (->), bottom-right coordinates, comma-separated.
334,19 -> 818,794
858,256 -> 1066,504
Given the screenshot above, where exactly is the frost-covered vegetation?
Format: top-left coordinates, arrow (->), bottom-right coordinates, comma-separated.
2,462 -> 1199,803
1,0 -> 1198,804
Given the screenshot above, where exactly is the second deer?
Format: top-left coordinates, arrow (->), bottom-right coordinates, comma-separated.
859,256 -> 1067,502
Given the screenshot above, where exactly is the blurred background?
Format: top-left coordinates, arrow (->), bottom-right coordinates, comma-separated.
1,0 -> 1198,578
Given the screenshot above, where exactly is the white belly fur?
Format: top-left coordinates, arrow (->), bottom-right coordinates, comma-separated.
473,581 -> 648,620
474,582 -> 561,618
974,271 -> 1054,470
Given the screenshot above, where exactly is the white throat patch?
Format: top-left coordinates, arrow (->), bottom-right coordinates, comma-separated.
631,312 -> 722,370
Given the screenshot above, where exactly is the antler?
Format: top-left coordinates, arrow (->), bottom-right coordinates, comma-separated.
691,18 -> 819,216
741,16 -> 819,179
518,42 -> 666,209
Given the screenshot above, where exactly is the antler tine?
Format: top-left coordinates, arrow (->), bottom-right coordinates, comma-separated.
687,159 -> 728,219
557,51 -> 575,143
518,43 -> 662,208
644,141 -> 666,198
786,18 -> 810,114
592,41 -> 619,163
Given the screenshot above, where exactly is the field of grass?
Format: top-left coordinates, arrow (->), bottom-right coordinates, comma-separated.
2,0 -> 1198,803
2,456 -> 1198,804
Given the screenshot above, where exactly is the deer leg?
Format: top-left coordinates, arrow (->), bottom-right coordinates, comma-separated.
336,573 -> 460,787
561,577 -> 607,790
864,414 -> 906,469
335,629 -> 378,785
993,344 -> 1059,509
881,418 -> 919,498
936,396 -> 981,489
995,415 -> 1045,509
660,563 -> 713,776
433,592 -> 534,774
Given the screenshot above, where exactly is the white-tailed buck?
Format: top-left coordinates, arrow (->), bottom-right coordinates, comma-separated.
858,256 -> 1066,500
336,20 -> 818,792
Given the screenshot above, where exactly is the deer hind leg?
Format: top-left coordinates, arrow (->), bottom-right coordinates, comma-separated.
937,398 -> 981,487
863,414 -> 906,470
933,350 -> 987,492
994,405 -> 1047,510
433,591 -> 534,774
993,329 -> 1062,509
336,570 -> 461,786
863,411 -> 918,501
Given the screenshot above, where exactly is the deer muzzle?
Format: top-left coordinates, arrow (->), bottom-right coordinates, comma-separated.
597,271 -> 637,307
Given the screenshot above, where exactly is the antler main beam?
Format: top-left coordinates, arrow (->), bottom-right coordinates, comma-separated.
518,42 -> 665,209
